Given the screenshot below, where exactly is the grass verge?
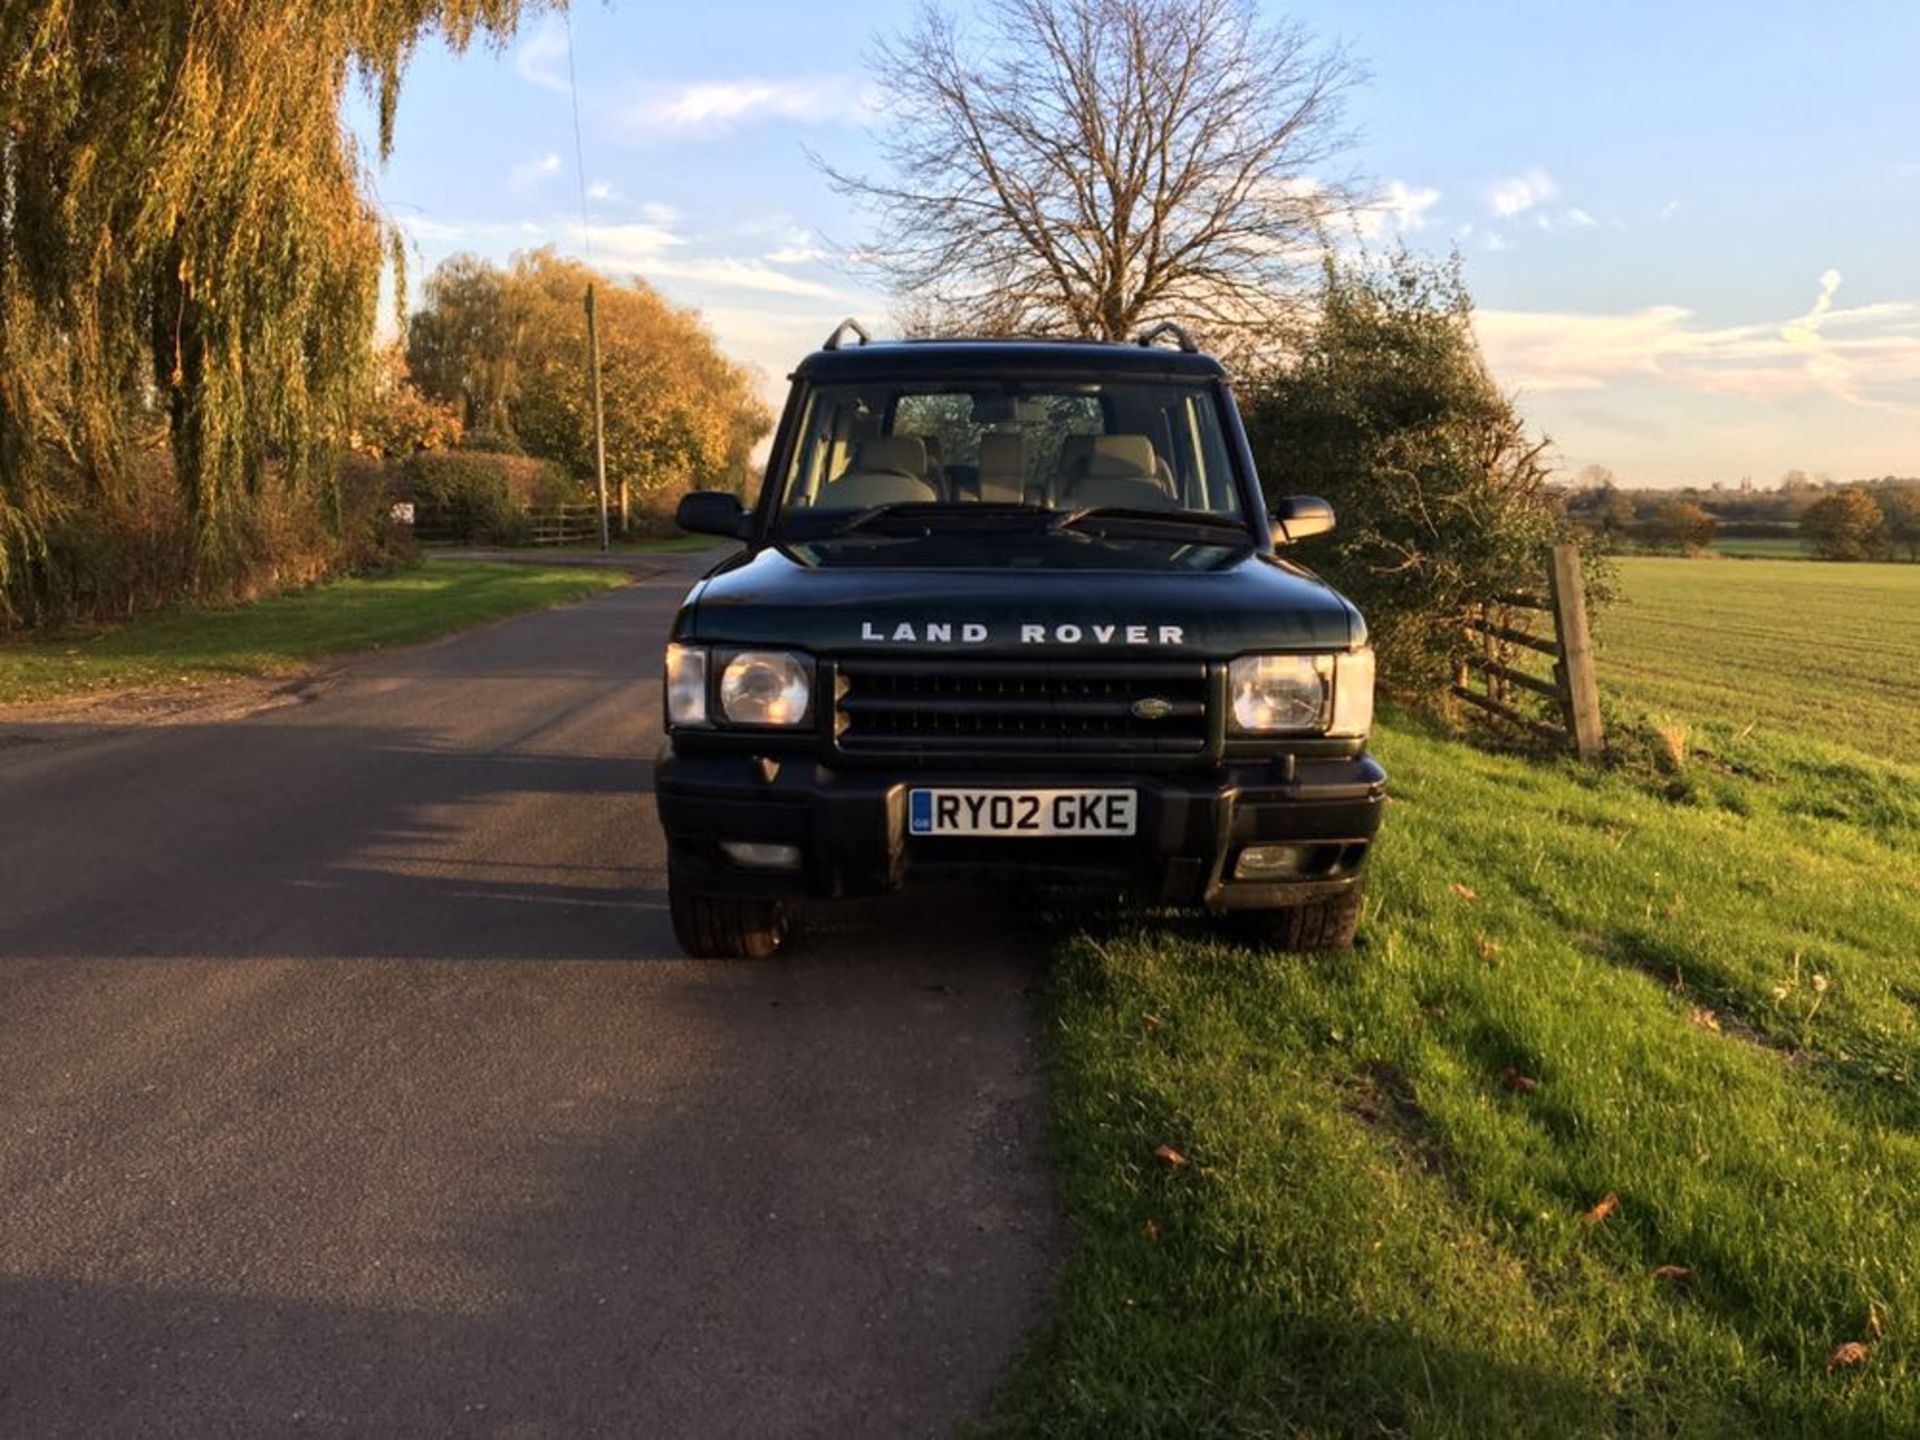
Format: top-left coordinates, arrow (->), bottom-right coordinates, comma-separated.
0,562 -> 627,705
990,707 -> 1920,1437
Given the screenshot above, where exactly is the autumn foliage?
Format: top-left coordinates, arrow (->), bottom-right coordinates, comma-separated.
407,251 -> 771,528
0,1 -> 543,623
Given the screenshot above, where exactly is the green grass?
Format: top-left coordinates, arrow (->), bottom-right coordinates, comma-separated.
996,719 -> 1920,1437
1598,557 -> 1920,765
0,562 -> 626,705
998,557 -> 1920,1437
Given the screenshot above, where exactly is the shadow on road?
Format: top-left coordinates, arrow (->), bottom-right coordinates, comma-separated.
0,572 -> 1060,1438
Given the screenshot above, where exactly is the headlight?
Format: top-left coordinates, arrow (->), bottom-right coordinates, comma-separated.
720,650 -> 812,726
1228,648 -> 1374,736
1230,654 -> 1332,733
665,643 -> 709,727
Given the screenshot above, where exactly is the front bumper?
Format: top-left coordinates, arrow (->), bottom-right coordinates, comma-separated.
655,745 -> 1387,912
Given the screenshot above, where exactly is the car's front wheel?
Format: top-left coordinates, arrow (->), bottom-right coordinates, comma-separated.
668,864 -> 789,959
1235,884 -> 1364,953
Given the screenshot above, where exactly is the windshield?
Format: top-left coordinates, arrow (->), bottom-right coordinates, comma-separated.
772,378 -> 1248,540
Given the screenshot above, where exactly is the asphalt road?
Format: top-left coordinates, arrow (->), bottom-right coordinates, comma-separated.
0,555 -> 1058,1438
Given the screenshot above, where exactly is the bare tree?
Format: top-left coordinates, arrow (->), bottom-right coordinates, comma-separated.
820,0 -> 1359,347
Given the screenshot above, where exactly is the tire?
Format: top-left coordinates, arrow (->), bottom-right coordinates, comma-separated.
1235,884 -> 1364,953
668,866 -> 789,959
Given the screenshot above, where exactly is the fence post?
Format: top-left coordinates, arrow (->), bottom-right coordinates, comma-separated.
1547,544 -> 1605,761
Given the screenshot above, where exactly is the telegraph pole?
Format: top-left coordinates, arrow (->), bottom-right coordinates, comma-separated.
584,283 -> 610,551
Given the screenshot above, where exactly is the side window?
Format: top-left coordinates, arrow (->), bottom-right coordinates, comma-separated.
787,393 -> 869,505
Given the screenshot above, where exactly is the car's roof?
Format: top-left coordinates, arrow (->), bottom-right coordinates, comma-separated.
793,338 -> 1229,383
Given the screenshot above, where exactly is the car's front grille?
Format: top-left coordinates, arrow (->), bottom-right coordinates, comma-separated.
833,658 -> 1211,756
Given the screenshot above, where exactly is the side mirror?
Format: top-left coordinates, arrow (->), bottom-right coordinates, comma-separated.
1271,495 -> 1335,545
676,490 -> 750,540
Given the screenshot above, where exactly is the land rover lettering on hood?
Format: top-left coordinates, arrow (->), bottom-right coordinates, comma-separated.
654,322 -> 1385,960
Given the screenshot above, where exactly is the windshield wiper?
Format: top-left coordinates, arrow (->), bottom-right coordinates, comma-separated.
1047,506 -> 1251,539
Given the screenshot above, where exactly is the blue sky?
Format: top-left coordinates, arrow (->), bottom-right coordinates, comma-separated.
362,0 -> 1920,485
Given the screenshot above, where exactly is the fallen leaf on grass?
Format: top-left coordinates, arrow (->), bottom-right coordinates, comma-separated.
1827,1342 -> 1870,1371
1141,1013 -> 1163,1032
1152,1144 -> 1189,1169
1450,883 -> 1478,901
1580,1192 -> 1620,1225
1653,1265 -> 1692,1281
1476,935 -> 1500,964
1499,1066 -> 1539,1094
1688,1007 -> 1722,1034
1142,1218 -> 1162,1242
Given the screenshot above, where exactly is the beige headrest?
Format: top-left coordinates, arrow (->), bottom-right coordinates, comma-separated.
857,435 -> 929,478
1082,435 -> 1159,480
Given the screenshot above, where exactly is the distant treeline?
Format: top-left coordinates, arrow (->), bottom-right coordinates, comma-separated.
1558,471 -> 1920,561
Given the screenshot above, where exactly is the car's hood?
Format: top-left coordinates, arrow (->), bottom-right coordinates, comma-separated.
677,545 -> 1362,656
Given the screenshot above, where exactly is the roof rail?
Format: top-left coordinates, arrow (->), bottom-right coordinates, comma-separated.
1135,321 -> 1198,353
822,318 -> 872,351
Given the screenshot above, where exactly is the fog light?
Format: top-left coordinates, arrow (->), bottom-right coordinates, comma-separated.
719,841 -> 802,871
1234,844 -> 1307,880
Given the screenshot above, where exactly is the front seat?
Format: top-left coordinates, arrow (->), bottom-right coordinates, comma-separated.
1061,435 -> 1176,511
818,435 -> 939,508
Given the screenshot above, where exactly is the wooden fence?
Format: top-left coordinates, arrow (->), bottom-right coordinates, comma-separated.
1452,544 -> 1605,761
524,504 -> 601,547
411,503 -> 602,548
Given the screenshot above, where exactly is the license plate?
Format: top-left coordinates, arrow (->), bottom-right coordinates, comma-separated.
908,788 -> 1138,837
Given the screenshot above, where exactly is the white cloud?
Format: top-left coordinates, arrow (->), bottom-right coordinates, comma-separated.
508,152 -> 563,192
1565,207 -> 1598,229
586,180 -> 615,201
398,216 -> 468,244
1489,168 -> 1557,218
1354,180 -> 1441,238
1475,271 -> 1920,415
512,15 -> 571,94
397,208 -> 839,301
645,256 -> 837,298
618,76 -> 876,139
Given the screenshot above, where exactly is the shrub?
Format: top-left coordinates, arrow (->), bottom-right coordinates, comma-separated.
1243,251 -> 1603,699
1881,487 -> 1920,562
400,452 -> 523,544
13,451 -> 408,627
1648,501 -> 1717,553
1800,489 -> 1887,561
397,451 -> 576,544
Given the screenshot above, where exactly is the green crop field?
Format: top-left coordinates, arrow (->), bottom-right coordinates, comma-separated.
997,558 -> 1920,1437
1599,557 -> 1920,765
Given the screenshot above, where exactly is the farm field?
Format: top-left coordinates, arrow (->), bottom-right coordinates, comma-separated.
997,560 -> 1920,1436
1599,556 -> 1920,765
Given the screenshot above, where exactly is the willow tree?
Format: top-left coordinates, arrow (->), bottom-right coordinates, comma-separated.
0,1 -> 545,612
